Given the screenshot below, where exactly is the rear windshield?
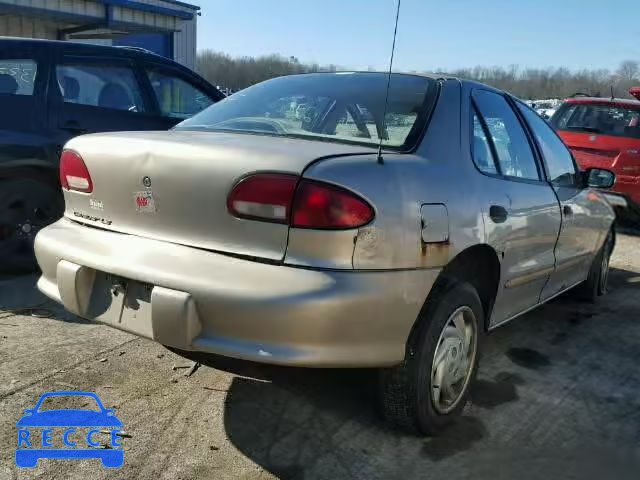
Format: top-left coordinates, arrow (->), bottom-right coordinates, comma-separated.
175,73 -> 437,150
551,102 -> 640,139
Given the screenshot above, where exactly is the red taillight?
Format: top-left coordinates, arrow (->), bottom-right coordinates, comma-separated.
227,174 -> 374,229
227,173 -> 298,223
292,180 -> 374,229
59,150 -> 93,193
630,87 -> 640,102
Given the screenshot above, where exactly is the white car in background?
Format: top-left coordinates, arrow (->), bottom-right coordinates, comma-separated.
528,99 -> 562,119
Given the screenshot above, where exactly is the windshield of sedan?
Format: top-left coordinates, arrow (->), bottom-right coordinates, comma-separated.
551,102 -> 640,139
175,73 -> 436,149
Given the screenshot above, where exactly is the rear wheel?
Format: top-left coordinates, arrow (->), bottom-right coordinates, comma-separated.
579,230 -> 614,302
0,176 -> 63,274
378,280 -> 483,435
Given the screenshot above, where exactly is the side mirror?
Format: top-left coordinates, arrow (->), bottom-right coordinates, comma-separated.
585,168 -> 615,189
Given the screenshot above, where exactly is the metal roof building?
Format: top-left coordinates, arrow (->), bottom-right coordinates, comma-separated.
0,0 -> 199,68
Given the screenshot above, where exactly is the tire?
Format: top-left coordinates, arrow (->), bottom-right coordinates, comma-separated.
0,174 -> 64,274
378,280 -> 483,435
578,230 -> 614,302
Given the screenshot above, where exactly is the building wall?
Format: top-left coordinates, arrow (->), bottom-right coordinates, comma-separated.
0,15 -> 58,39
173,15 -> 196,69
0,0 -> 198,68
6,0 -> 103,18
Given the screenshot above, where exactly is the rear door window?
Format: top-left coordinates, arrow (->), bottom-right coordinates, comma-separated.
56,61 -> 146,113
0,59 -> 37,95
518,102 -> 579,186
146,68 -> 214,119
472,90 -> 541,181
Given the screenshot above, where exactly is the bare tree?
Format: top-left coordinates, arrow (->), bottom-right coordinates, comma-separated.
197,51 -> 640,100
617,60 -> 639,82
197,50 -> 342,91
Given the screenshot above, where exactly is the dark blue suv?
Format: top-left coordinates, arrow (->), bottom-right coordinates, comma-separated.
0,37 -> 223,272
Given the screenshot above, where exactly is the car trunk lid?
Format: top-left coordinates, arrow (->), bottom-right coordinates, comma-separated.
62,130 -> 375,261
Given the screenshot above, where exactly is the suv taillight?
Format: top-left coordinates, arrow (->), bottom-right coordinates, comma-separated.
228,174 -> 374,229
60,150 -> 93,193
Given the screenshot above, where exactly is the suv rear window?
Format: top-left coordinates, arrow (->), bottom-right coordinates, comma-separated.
176,73 -> 437,150
552,103 -> 640,139
0,59 -> 37,95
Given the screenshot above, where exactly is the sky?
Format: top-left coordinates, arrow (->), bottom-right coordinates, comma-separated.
196,0 -> 639,73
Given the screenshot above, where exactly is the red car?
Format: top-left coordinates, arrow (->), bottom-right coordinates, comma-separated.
551,88 -> 640,210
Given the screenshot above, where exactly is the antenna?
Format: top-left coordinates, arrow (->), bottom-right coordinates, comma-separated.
377,0 -> 401,164
610,85 -> 615,100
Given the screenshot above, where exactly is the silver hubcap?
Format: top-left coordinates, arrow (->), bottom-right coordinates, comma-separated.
431,306 -> 477,414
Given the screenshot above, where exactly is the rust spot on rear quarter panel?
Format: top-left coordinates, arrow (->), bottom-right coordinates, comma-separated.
420,241 -> 450,268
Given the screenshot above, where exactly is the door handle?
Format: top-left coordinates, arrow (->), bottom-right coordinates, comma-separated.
563,205 -> 573,217
60,121 -> 88,134
489,205 -> 509,224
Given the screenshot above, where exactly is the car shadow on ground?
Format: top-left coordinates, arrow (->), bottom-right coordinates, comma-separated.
0,273 -> 89,324
182,352 -> 502,478
2,265 -> 637,478
171,269 -> 639,479
607,266 -> 640,288
179,267 -> 640,479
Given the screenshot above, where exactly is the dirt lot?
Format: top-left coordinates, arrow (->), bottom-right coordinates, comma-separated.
1,233 -> 639,480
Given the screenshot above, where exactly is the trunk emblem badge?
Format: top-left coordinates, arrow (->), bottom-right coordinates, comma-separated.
589,135 -> 598,142
142,176 -> 152,188
134,191 -> 156,213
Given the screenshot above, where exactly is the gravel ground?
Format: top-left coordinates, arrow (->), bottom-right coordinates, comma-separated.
0,232 -> 639,480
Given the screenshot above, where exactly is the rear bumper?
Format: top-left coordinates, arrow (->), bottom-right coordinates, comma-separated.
35,219 -> 439,367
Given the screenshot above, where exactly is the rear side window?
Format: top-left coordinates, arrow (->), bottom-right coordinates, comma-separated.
471,110 -> 498,174
56,62 -> 145,113
473,90 -> 540,181
0,59 -> 37,95
517,102 -> 578,186
146,68 -> 214,119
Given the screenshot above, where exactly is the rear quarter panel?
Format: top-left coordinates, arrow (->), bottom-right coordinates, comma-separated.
297,79 -> 487,271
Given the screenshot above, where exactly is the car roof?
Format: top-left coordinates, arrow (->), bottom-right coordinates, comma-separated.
564,96 -> 640,109
277,71 -> 453,80
0,36 -> 222,98
0,36 -> 178,66
267,71 -> 490,88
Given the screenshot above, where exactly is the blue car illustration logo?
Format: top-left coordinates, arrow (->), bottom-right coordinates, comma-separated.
16,391 -> 124,468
